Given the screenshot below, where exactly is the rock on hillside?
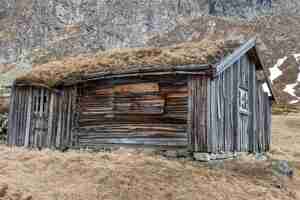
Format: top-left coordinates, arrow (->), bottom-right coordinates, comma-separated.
2,0 -> 300,65
1,0 -> 300,104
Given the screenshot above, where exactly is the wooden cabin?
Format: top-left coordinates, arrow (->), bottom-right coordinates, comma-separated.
7,37 -> 275,153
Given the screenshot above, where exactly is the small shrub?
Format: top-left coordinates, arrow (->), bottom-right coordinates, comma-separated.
0,113 -> 8,142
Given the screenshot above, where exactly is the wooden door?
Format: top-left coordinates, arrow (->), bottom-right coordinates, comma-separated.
31,88 -> 50,148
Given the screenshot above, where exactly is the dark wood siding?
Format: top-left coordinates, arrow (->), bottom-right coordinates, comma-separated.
75,75 -> 188,149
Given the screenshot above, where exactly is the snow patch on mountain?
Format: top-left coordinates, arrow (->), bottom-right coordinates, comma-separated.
284,83 -> 298,96
283,64 -> 300,104
269,56 -> 287,83
294,54 -> 300,62
262,83 -> 271,96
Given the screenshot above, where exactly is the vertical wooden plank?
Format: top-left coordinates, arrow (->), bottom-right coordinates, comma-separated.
16,88 -> 23,146
47,92 -> 54,147
210,79 -> 217,153
7,86 -> 16,145
24,87 -> 33,147
51,93 -> 58,147
188,75 -> 208,152
206,78 -> 211,152
187,76 -> 193,151
218,75 -> 223,152
40,88 -> 44,116
71,86 -> 77,147
236,59 -> 241,151
253,65 -> 257,152
56,91 -> 63,148
13,87 -> 21,145
66,88 -> 73,146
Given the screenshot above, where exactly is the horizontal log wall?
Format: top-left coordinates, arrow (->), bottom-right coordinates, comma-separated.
75,75 -> 188,149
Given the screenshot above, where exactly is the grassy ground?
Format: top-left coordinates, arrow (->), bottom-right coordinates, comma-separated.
271,113 -> 300,162
0,114 -> 299,200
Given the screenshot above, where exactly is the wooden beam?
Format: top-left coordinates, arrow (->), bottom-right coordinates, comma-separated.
215,37 -> 256,76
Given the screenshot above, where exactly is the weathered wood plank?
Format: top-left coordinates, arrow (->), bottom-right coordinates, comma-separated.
75,76 -> 189,149
24,87 -> 33,147
114,82 -> 159,94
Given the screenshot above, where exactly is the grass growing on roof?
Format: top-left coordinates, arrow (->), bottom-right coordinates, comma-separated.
16,38 -> 240,87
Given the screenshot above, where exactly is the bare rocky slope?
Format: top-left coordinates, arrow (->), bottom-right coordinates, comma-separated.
1,0 -> 300,104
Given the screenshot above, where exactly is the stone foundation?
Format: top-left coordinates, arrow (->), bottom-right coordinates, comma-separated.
193,152 -> 248,162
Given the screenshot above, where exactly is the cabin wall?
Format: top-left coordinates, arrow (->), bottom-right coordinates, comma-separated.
188,75 -> 209,152
8,86 -> 76,149
205,54 -> 272,153
7,86 -> 31,146
255,81 -> 272,152
206,59 -> 239,153
8,65 -> 272,153
74,75 -> 188,149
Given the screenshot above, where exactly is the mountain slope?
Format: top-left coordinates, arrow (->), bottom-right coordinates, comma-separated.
1,0 -> 300,104
149,15 -> 300,103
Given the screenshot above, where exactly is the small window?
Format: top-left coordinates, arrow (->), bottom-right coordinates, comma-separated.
33,88 -> 48,114
239,88 -> 249,113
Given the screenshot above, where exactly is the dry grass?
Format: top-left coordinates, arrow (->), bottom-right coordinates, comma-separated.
272,104 -> 300,115
0,113 -> 299,200
16,38 -> 239,87
0,146 -> 298,200
269,113 -> 300,162
0,64 -> 16,74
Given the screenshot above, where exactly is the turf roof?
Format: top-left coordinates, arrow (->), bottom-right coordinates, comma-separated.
16,38 -> 241,87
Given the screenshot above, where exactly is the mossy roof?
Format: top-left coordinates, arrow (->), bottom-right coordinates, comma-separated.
15,38 -> 242,87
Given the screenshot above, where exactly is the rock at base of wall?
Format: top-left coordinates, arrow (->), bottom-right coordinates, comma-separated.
163,149 -> 191,158
271,160 -> 294,177
194,152 -> 252,162
193,153 -> 211,161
